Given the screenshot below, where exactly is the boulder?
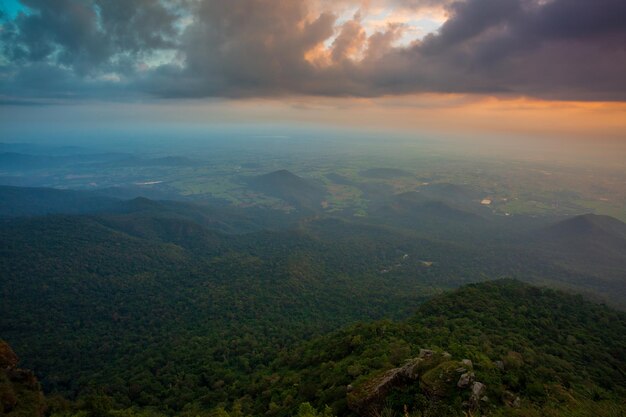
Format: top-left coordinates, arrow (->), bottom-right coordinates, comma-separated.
471,382 -> 486,399
457,372 -> 474,388
401,358 -> 422,380
421,360 -> 462,398
503,391 -> 522,408
347,357 -> 423,414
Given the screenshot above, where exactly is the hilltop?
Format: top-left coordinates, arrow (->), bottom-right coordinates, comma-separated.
248,170 -> 326,209
249,280 -> 626,417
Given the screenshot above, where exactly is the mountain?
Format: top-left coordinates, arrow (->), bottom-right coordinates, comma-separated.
0,211 -> 434,407
536,214 -> 626,286
0,152 -> 54,170
370,191 -> 487,238
1,186 -> 625,416
103,197 -> 267,237
12,280 -> 622,417
544,213 -> 626,243
417,183 -> 484,207
0,185 -> 123,217
0,142 -> 88,156
249,169 -> 326,209
97,155 -> 206,168
0,185 -> 280,234
381,191 -> 481,221
252,280 -> 626,417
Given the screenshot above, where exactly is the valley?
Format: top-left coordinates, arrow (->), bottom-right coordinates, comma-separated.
1,140 -> 625,416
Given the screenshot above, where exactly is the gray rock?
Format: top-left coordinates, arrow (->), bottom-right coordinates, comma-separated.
512,396 -> 521,408
457,372 -> 474,388
461,359 -> 473,368
400,358 -> 422,380
472,381 -> 486,398
347,356 -> 423,414
419,349 -> 434,359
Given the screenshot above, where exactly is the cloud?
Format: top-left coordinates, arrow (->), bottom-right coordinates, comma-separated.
0,0 -> 624,101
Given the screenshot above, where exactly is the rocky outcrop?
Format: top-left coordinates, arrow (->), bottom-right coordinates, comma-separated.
0,342 -> 19,369
0,340 -> 46,416
470,381 -> 486,407
461,359 -> 473,368
347,356 -> 425,414
347,350 -> 489,416
457,372 -> 474,388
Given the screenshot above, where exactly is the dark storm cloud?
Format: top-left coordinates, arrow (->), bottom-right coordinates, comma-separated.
0,0 -> 625,101
2,0 -> 178,70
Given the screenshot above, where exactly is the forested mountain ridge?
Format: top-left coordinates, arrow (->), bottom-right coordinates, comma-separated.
0,186 -> 123,217
248,170 -> 327,210
0,186 -> 625,416
244,280 -> 626,417
2,281 -> 625,417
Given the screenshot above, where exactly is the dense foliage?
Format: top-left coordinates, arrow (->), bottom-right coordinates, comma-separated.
251,280 -> 625,416
1,188 -> 625,416
3,281 -> 625,417
1,213 -> 506,412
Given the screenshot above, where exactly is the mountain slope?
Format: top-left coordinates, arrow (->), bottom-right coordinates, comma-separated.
0,186 -> 122,217
253,280 -> 626,417
535,214 -> 626,287
543,213 -> 626,247
375,191 -> 482,222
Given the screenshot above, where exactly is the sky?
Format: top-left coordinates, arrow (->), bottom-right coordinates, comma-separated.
0,0 -> 625,143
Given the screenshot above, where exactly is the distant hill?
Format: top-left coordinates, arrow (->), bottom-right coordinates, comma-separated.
0,185 -> 122,217
539,214 -> 626,262
544,213 -> 626,242
99,197 -> 264,242
0,142 -> 88,156
531,214 -> 626,301
0,185 -> 275,235
387,191 -> 481,221
248,169 -> 326,209
371,191 -> 486,237
97,155 -> 206,168
359,167 -> 411,179
93,184 -> 185,201
418,182 -> 484,206
325,172 -> 356,186
0,151 -> 131,170
0,152 -> 53,169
